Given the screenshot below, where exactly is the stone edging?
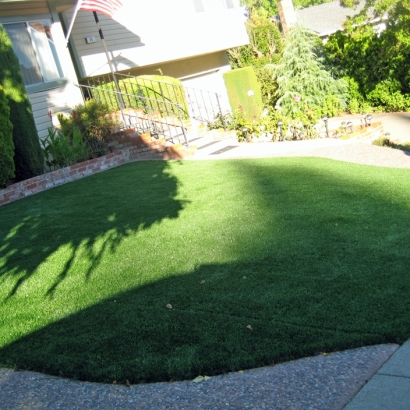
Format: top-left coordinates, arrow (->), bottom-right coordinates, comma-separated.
0,150 -> 130,207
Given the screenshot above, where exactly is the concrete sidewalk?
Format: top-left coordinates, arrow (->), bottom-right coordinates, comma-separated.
344,340 -> 410,409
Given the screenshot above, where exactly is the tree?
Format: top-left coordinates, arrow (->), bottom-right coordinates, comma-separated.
268,24 -> 347,119
228,10 -> 284,108
324,0 -> 410,112
0,25 -> 43,181
0,85 -> 14,188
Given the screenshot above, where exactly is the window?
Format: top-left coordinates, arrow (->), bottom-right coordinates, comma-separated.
3,20 -> 63,86
193,0 -> 235,12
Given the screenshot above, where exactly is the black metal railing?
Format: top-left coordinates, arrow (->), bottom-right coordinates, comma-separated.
79,73 -> 225,127
76,83 -> 189,146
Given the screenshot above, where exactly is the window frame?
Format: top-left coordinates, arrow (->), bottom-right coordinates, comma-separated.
2,18 -> 66,91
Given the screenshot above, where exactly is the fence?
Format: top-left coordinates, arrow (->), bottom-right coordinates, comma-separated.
77,83 -> 189,147
80,73 -> 225,128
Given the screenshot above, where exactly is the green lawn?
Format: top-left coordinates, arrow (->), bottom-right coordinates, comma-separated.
1,158 -> 410,384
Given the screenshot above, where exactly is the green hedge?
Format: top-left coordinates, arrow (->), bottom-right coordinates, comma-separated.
0,85 -> 15,188
223,67 -> 263,120
0,25 -> 43,181
0,26 -> 44,180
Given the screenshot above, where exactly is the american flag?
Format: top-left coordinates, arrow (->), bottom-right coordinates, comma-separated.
80,0 -> 123,18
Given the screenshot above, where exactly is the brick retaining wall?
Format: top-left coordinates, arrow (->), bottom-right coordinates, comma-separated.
0,123 -> 384,207
0,129 -> 194,207
0,150 -> 130,206
340,122 -> 384,140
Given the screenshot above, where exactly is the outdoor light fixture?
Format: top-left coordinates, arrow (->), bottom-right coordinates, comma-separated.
365,114 -> 372,126
346,121 -> 353,133
323,116 -> 329,138
242,127 -> 248,140
278,120 -> 283,141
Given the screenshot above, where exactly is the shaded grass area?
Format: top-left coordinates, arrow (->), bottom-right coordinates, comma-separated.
1,158 -> 410,384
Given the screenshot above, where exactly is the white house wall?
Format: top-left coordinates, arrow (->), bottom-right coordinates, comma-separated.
0,0 -> 84,139
28,82 -> 83,139
66,0 -> 249,78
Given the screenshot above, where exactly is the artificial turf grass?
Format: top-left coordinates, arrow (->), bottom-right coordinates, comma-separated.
1,157 -> 410,383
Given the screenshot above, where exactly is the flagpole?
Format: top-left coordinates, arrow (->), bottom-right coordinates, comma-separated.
92,11 -> 126,125
65,0 -> 82,45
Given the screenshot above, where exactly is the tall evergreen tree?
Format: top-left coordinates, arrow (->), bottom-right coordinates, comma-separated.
268,24 -> 347,118
0,25 -> 43,181
0,85 -> 14,188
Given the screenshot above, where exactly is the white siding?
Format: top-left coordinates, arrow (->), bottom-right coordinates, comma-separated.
66,0 -> 249,78
28,83 -> 84,139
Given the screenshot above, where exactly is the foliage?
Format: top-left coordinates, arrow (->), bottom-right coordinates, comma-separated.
40,127 -> 90,170
372,136 -> 391,146
372,136 -> 410,152
223,67 -> 264,120
0,25 -> 43,181
228,11 -> 284,70
122,75 -> 189,118
227,10 -> 284,109
240,0 -> 335,16
0,85 -> 15,188
208,106 -> 324,142
324,0 -> 410,112
58,100 -> 119,142
267,24 -> 348,119
96,75 -> 189,118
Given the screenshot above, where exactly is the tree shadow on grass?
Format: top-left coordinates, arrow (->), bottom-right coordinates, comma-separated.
1,158 -> 410,384
0,160 -> 187,299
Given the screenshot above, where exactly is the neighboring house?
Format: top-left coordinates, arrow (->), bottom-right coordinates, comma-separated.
294,0 -> 386,39
0,0 -> 249,139
278,0 -> 387,40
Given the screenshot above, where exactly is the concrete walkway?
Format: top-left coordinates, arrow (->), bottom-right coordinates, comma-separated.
345,340 -> 410,409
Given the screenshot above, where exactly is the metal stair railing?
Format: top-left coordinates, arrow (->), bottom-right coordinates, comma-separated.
76,83 -> 189,147
80,73 -> 225,129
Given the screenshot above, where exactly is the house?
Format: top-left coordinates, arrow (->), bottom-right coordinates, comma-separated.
0,0 -> 249,139
278,0 -> 387,40
294,0 -> 386,40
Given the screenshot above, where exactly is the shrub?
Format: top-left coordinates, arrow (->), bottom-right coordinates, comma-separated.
227,11 -> 284,70
223,67 -> 263,120
40,127 -> 90,170
366,80 -> 410,112
372,137 -> 390,147
0,85 -> 15,187
58,100 -> 119,142
207,107 -> 323,142
94,75 -> 189,118
126,75 -> 189,117
0,25 -> 43,181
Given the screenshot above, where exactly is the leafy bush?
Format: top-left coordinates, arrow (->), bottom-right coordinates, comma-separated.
94,75 -> 189,118
58,100 -> 119,142
0,24 -> 43,181
127,75 -> 188,117
228,11 -> 284,70
324,3 -> 410,113
0,85 -> 15,188
372,137 -> 410,152
366,80 -> 410,112
223,67 -> 263,120
372,137 -> 390,147
40,127 -> 90,170
208,107 -> 322,142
